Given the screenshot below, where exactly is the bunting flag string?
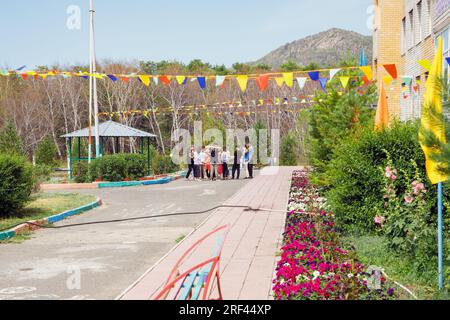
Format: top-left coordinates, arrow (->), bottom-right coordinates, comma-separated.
383,64 -> 398,79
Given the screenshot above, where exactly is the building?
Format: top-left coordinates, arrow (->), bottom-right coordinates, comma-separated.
373,0 -> 404,118
373,0 -> 450,121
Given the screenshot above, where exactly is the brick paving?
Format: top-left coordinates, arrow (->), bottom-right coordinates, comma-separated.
118,167 -> 299,300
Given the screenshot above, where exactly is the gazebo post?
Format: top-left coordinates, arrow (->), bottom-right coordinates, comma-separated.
77,137 -> 81,161
68,138 -> 73,180
147,137 -> 151,176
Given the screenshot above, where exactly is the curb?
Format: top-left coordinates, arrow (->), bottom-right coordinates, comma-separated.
40,172 -> 187,190
0,197 -> 102,242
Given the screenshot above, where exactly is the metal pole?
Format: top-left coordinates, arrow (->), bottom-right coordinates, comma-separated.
438,182 -> 444,290
90,0 -> 100,159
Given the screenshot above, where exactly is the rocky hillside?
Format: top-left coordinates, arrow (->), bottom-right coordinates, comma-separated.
252,28 -> 372,68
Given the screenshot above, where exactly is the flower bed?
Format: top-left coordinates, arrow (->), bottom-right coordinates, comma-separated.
273,169 -> 395,300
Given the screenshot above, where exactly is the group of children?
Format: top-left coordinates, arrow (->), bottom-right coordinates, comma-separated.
185,143 -> 255,181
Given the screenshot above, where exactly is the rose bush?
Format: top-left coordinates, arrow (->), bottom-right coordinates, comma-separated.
273,170 -> 395,300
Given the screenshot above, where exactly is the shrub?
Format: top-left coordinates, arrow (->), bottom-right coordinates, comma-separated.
0,153 -> 35,216
91,154 -> 127,182
72,161 -> 89,183
123,153 -> 147,180
33,164 -> 53,186
0,120 -> 25,156
35,136 -> 57,167
153,153 -> 179,175
308,84 -> 376,181
323,121 -> 432,234
280,133 -> 298,166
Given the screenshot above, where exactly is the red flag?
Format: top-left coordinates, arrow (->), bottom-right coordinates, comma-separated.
21,73 -> 28,80
160,76 -> 171,86
256,74 -> 269,91
119,76 -> 129,83
362,75 -> 369,86
383,64 -> 398,79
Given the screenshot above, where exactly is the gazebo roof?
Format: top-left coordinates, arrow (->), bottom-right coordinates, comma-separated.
61,121 -> 156,138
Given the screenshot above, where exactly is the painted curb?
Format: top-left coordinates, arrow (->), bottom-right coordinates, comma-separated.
0,197 -> 102,242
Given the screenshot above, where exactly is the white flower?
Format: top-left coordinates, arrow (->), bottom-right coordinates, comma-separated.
313,271 -> 321,280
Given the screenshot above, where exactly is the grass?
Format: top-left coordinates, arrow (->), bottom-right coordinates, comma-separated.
0,192 -> 97,232
175,234 -> 186,243
344,234 -> 450,300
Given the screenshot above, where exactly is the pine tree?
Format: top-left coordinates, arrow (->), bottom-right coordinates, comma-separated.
0,120 -> 25,156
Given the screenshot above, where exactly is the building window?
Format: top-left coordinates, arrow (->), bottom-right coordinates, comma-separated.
417,1 -> 423,42
426,0 -> 432,36
409,10 -> 414,49
402,17 -> 407,54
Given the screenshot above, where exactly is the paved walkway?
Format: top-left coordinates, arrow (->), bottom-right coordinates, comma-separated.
119,167 -> 297,300
0,178 -> 248,300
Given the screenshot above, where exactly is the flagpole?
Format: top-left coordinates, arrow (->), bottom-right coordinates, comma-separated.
87,1 -> 93,164
437,182 -> 443,290
90,0 -> 100,159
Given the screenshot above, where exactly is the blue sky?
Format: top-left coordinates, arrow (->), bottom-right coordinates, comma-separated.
0,0 -> 373,69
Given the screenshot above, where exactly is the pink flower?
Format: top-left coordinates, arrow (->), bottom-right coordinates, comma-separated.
385,166 -> 398,181
404,194 -> 414,204
374,215 -> 385,225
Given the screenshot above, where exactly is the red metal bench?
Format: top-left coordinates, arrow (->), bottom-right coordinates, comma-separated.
154,225 -> 228,300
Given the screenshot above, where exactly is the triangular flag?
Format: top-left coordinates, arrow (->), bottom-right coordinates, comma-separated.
383,75 -> 393,86
282,72 -> 294,88
92,73 -> 104,80
296,77 -> 307,89
359,66 -> 373,80
401,76 -> 413,86
445,57 -> 450,66
119,76 -> 129,83
308,71 -> 319,81
107,74 -> 118,82
362,75 -> 370,86
319,77 -> 328,90
374,85 -> 390,131
417,59 -> 431,71
160,76 -> 171,85
339,76 -> 350,89
176,76 -> 186,85
359,48 -> 367,66
419,36 -> 448,184
16,65 -> 26,71
138,75 -> 151,86
197,77 -> 206,89
383,64 -> 398,79
329,68 -> 340,79
236,75 -> 248,92
256,75 -> 269,91
216,75 -> 226,87
153,77 -> 159,85
275,77 -> 284,87
21,74 -> 28,80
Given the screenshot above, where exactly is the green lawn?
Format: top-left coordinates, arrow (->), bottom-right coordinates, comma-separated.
0,192 -> 97,231
345,235 -> 450,300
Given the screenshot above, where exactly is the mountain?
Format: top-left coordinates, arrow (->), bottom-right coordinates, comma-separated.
252,28 -> 372,68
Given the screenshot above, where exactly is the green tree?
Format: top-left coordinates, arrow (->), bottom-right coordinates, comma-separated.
35,136 -> 57,167
280,60 -> 300,72
0,120 -> 25,156
280,133 -> 298,166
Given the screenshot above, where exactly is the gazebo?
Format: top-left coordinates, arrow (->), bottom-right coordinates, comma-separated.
62,121 -> 157,179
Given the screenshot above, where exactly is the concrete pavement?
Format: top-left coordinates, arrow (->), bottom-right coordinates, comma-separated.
0,178 -> 248,300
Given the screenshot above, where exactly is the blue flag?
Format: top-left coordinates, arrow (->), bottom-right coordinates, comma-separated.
197,77 -> 206,89
359,48 -> 367,66
308,71 -> 319,81
319,77 -> 328,90
107,74 -> 118,82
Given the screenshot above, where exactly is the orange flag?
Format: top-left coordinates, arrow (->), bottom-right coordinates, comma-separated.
374,84 -> 389,131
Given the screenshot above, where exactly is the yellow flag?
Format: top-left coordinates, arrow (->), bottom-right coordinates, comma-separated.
339,76 -> 350,89
176,76 -> 186,85
282,72 -> 294,88
419,37 -> 448,184
359,66 -> 373,80
275,77 -> 285,87
383,75 -> 393,86
138,75 -> 151,86
92,73 -> 104,79
418,59 -> 431,71
236,75 -> 248,92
